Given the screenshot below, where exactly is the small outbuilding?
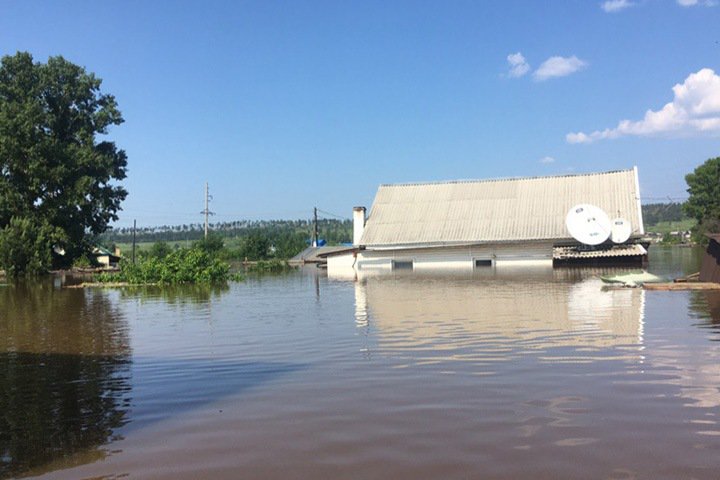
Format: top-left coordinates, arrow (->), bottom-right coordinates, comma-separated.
328,168 -> 647,274
700,234 -> 720,283
92,245 -> 122,268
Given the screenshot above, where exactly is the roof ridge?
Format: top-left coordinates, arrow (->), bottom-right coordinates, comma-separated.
378,168 -> 635,188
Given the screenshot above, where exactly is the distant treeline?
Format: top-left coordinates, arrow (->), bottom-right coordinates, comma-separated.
642,202 -> 688,227
99,219 -> 353,258
98,204 -> 687,254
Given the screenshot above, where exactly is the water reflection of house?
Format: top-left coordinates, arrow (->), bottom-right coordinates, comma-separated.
328,168 -> 646,276
351,273 -> 646,353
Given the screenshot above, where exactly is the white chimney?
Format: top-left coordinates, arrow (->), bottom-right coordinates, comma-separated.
353,206 -> 366,246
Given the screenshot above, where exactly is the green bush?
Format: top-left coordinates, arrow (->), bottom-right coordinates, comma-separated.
147,241 -> 172,259
72,254 -> 98,269
239,232 -> 271,260
0,217 -> 65,277
97,247 -> 230,284
193,234 -> 224,255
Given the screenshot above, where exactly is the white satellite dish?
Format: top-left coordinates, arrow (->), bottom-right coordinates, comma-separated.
610,217 -> 632,244
565,204 -> 611,246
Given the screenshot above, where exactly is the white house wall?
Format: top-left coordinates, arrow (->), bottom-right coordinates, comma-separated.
356,243 -> 553,272
327,252 -> 356,268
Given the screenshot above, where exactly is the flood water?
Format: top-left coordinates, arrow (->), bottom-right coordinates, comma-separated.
2,246 -> 720,479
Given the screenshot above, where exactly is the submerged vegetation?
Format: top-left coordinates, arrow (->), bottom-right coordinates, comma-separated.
94,237 -> 294,287
97,247 -> 230,285
245,259 -> 293,274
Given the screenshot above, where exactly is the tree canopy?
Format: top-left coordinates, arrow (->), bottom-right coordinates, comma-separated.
684,156 -> 720,238
0,52 -> 127,275
641,202 -> 687,227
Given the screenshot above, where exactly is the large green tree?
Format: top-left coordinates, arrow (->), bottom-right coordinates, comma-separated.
684,156 -> 720,238
0,52 -> 127,274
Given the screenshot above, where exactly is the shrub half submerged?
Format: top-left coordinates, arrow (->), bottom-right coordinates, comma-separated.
97,248 -> 231,285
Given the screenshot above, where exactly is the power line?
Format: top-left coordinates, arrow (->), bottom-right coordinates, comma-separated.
316,208 -> 351,220
641,196 -> 687,201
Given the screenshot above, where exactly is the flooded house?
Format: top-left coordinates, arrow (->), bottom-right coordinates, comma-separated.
327,168 -> 646,275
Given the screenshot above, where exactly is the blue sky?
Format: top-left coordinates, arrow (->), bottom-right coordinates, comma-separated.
1,0 -> 719,227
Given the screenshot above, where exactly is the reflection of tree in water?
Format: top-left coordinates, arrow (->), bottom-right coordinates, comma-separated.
0,280 -> 131,478
118,283 -> 229,306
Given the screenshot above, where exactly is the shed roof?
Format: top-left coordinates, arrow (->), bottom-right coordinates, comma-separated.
360,168 -> 643,247
92,245 -> 115,256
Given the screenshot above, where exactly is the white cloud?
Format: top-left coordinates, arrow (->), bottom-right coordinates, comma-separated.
506,52 -> 530,78
539,156 -> 556,164
601,0 -> 635,12
533,56 -> 587,81
567,68 -> 720,143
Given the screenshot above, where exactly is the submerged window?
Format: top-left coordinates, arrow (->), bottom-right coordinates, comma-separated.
392,260 -> 414,270
474,259 -> 493,268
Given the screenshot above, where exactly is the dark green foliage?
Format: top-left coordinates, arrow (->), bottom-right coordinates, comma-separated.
239,231 -> 271,260
193,234 -> 224,255
100,219 -> 353,260
147,241 -> 172,259
272,231 -> 309,259
0,216 -> 65,277
684,156 -> 720,238
71,253 -> 98,269
97,247 -> 229,284
661,232 -> 684,245
642,203 -> 687,226
0,52 -> 127,269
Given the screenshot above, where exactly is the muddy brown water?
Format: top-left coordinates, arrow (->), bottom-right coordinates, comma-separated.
2,246 -> 720,479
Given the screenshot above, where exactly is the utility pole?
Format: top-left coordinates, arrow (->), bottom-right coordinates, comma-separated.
313,207 -> 318,247
200,182 -> 214,239
204,182 -> 209,239
132,219 -> 136,265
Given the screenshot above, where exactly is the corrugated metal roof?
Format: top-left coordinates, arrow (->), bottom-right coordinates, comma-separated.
288,245 -> 356,264
360,169 -> 643,247
553,244 -> 647,260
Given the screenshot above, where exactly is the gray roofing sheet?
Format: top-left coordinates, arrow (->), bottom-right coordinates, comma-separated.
288,245 -> 355,263
361,169 -> 642,246
553,244 -> 647,259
